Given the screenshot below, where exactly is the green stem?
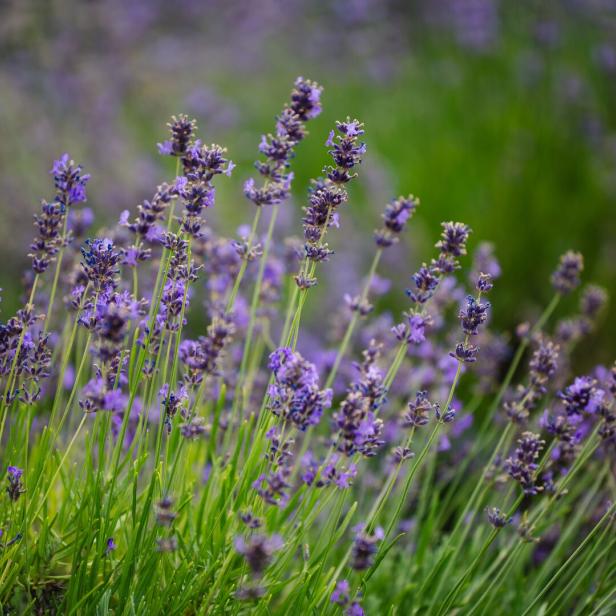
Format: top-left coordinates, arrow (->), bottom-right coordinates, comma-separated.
521,502 -> 615,616
225,207 -> 262,313
325,248 -> 382,389
43,214 -> 69,335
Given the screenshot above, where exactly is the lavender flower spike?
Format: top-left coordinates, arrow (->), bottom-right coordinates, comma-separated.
374,194 -> 420,247
551,250 -> 584,294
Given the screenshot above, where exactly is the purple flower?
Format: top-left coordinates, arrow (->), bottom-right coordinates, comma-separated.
234,533 -> 283,575
450,342 -> 479,363
290,77 -> 323,121
406,264 -> 441,304
458,295 -> 491,336
50,153 -> 90,207
558,376 -> 596,417
246,77 -> 321,208
29,200 -> 65,274
180,313 -> 235,383
486,507 -> 511,528
551,251 -> 583,294
403,391 -> 434,427
374,194 -> 419,247
299,119 -> 365,279
253,469 -> 291,507
504,431 -> 545,495
268,348 -> 332,431
347,603 -> 365,616
334,342 -> 385,457
350,525 -> 384,570
475,273 -> 494,293
6,466 -> 24,501
580,285 -> 608,320
105,538 -> 117,555
81,238 -> 121,293
436,222 -> 471,259
331,579 -> 350,605
393,312 -> 432,346
158,114 -> 197,157
435,403 -> 456,423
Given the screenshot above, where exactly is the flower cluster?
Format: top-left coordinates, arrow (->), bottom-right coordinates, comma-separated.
267,347 -> 332,431
402,390 -> 436,427
29,201 -> 65,274
374,194 -> 419,248
157,114 -> 198,157
551,250 -> 584,294
50,153 -> 90,208
298,118 -> 365,285
486,507 -> 511,528
398,221 -> 472,345
245,77 -> 322,207
301,452 -> 357,489
334,341 -> 386,457
558,376 -> 600,418
177,143 -> 233,238
450,276 -> 493,364
504,431 -> 546,495
6,466 -> 24,501
235,533 -> 283,576
330,580 -> 365,615
180,312 -> 236,385
80,238 -> 122,294
505,336 -> 560,424
119,182 -> 176,264
350,524 -> 384,570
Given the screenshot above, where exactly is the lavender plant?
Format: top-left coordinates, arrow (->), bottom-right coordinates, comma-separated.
0,78 -> 614,616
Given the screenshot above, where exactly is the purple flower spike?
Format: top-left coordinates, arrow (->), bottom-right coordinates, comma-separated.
268,347 -> 332,431
551,250 -> 584,294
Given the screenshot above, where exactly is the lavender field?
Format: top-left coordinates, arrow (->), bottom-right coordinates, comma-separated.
0,2 -> 615,614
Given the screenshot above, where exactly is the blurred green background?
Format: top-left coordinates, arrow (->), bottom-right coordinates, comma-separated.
0,0 -> 614,362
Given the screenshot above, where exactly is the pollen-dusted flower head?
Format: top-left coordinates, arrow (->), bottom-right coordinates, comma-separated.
436,221 -> 472,259
551,250 -> 584,294
158,114 -> 197,156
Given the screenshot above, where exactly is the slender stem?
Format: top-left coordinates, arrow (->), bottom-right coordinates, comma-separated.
233,206 -> 279,421
521,502 -> 615,616
43,214 -> 69,335
325,248 -> 382,389
225,207 -> 262,313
